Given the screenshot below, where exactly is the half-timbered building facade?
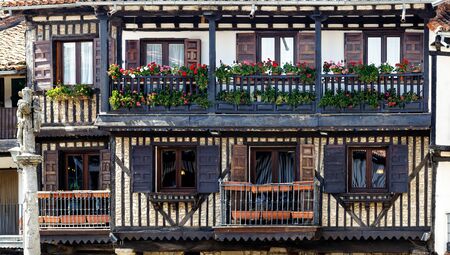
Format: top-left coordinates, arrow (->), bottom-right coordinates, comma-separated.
0,0 -> 438,254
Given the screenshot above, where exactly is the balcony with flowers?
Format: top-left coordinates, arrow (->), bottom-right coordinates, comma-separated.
107,58 -> 426,114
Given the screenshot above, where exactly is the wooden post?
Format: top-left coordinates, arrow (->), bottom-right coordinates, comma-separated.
96,8 -> 109,113
311,13 -> 326,113
204,13 -> 220,112
423,19 -> 430,114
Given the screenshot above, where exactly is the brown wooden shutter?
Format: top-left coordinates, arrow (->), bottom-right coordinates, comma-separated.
389,144 -> 409,193
299,144 -> 315,181
236,33 -> 256,63
34,41 -> 53,89
296,33 -> 315,67
197,145 -> 220,193
344,33 -> 364,64
231,144 -> 248,182
99,149 -> 111,190
403,33 -> 424,67
125,40 -> 140,69
184,39 -> 201,66
323,145 -> 346,193
131,146 -> 153,193
93,38 -> 101,88
43,150 -> 58,191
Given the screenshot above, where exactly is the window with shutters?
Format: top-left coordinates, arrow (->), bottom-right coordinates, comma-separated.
140,40 -> 185,67
364,32 -> 402,66
348,147 -> 388,193
257,34 -> 296,64
157,147 -> 196,192
56,41 -> 94,85
63,152 -> 100,190
250,147 -> 297,184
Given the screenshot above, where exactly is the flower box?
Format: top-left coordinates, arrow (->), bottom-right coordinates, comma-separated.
148,106 -> 168,111
189,104 -> 207,111
170,105 -> 189,111
92,192 -> 109,198
256,103 -> 275,111
291,211 -> 314,219
261,211 -> 291,220
294,104 -> 315,112
86,215 -> 109,224
60,215 -> 86,224
275,104 -> 293,111
237,104 -> 254,111
382,101 -> 422,112
43,216 -> 60,224
232,211 -> 260,220
216,102 -> 236,111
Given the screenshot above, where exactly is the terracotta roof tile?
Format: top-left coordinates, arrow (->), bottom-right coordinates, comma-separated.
0,17 -> 26,71
428,1 -> 450,32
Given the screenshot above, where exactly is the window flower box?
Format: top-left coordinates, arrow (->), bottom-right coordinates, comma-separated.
60,215 -> 86,224
42,216 -> 60,224
232,211 -> 260,220
291,211 -> 314,219
86,215 -> 109,224
261,211 -> 291,220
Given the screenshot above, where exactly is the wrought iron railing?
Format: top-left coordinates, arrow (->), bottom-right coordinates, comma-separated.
219,181 -> 319,226
37,191 -> 110,229
108,72 -> 426,114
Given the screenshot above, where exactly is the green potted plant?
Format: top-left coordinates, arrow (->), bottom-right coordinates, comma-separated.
265,59 -> 283,75
215,62 -> 232,84
283,63 -> 298,75
355,64 -> 379,83
379,62 -> 394,74
297,63 -> 316,84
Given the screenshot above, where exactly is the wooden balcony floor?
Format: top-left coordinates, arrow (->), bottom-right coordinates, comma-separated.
96,112 -> 431,131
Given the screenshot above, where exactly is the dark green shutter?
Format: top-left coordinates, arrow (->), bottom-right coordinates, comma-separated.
323,145 -> 346,193
131,146 -> 153,193
389,144 -> 409,193
197,145 -> 220,193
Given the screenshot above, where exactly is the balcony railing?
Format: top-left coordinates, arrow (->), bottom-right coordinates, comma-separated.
0,107 -> 17,139
220,181 -> 319,226
108,72 -> 426,114
36,90 -> 100,126
0,203 -> 21,235
37,191 -> 110,229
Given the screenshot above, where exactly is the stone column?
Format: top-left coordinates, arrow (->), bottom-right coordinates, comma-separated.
17,154 -> 42,255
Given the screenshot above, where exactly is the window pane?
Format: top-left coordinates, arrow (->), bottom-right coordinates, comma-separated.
386,37 -> 401,66
80,42 -> 93,84
63,42 -> 76,85
261,38 -> 275,62
280,37 -> 294,65
371,149 -> 387,188
88,155 -> 100,190
367,37 -> 382,66
352,150 -> 367,188
146,44 -> 163,65
67,155 -> 83,190
169,44 -> 185,67
161,150 -> 176,188
278,151 -> 295,183
181,149 -> 196,188
255,151 -> 272,184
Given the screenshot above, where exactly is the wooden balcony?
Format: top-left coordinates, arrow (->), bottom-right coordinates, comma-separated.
0,107 -> 17,139
219,181 -> 319,226
108,72 -> 426,114
36,90 -> 100,126
37,190 -> 110,230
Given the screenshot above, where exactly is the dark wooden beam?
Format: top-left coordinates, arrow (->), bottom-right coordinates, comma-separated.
431,54 -> 437,146
96,7 -> 110,113
204,13 -> 221,111
311,12 -> 327,114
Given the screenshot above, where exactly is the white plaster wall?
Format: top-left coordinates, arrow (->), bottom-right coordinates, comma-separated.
435,162 -> 450,255
122,30 -> 347,66
435,54 -> 450,146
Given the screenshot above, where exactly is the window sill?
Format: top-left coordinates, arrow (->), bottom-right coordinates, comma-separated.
148,192 -> 199,203
338,193 -> 395,207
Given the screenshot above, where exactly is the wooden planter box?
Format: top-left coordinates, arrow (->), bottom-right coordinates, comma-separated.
237,104 -> 254,111
291,211 -> 314,219
189,104 -> 207,112
261,211 -> 291,220
42,216 -> 60,224
86,215 -> 110,224
256,103 -> 275,111
60,215 -> 86,224
216,102 -> 236,111
232,211 -> 260,220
